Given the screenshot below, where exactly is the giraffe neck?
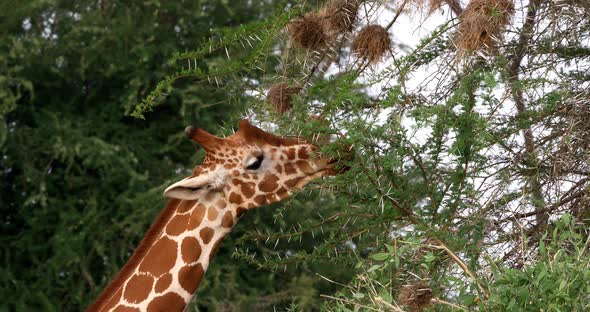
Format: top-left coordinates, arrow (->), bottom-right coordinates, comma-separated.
88,197 -> 239,312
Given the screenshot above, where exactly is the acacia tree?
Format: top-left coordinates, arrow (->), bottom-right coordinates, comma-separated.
136,0 -> 590,310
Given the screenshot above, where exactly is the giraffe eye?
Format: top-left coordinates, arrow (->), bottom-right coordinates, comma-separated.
245,155 -> 264,170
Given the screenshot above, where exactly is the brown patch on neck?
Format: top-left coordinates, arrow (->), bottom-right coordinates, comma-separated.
259,174 -> 280,192
86,199 -> 182,312
221,211 -> 235,228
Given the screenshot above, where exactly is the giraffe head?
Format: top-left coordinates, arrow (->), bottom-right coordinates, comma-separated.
164,120 -> 338,211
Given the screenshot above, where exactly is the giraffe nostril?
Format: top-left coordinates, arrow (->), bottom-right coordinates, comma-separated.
184,125 -> 196,139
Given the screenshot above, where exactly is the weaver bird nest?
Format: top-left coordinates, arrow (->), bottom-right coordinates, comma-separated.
288,12 -> 331,50
456,0 -> 515,56
399,282 -> 433,311
352,25 -> 392,64
288,0 -> 363,50
320,0 -> 361,34
267,83 -> 301,116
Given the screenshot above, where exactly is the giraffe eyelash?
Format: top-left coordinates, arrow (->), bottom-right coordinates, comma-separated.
245,155 -> 264,170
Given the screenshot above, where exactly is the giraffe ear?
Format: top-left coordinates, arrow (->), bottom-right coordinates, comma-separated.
163,175 -> 213,200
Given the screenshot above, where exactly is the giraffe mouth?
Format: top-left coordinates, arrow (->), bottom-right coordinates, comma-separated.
324,144 -> 353,174
176,185 -> 203,192
324,158 -> 350,175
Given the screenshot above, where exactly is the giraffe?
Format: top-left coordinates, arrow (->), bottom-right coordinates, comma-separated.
87,119 -> 341,312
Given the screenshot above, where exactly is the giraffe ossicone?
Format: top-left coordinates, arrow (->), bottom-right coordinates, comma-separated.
88,119 -> 342,312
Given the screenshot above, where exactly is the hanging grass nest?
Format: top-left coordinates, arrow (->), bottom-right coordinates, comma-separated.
267,83 -> 301,116
352,25 -> 392,64
288,12 -> 331,50
399,282 -> 433,311
320,0 -> 361,34
455,0 -> 515,56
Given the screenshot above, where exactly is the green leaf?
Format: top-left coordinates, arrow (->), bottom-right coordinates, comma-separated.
371,253 -> 390,261
367,264 -> 382,272
385,244 -> 395,253
352,292 -> 365,299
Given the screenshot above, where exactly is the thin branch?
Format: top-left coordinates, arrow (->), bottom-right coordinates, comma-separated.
508,0 -> 547,227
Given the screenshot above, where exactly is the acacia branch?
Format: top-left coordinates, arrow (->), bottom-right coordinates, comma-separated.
508,0 -> 547,227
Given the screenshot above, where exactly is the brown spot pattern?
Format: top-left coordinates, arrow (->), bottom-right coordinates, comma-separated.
181,237 -> 202,263
229,192 -> 244,204
192,167 -> 204,175
215,199 -> 227,209
188,204 -> 206,230
166,213 -> 190,236
154,273 -> 172,293
241,181 -> 256,198
254,195 -> 267,205
232,180 -> 255,198
236,207 -> 247,218
285,178 -> 299,187
296,160 -> 313,173
285,147 -> 297,159
284,164 -> 297,175
178,263 -> 204,294
177,200 -> 196,213
276,187 -> 287,194
138,237 -> 177,277
259,174 -> 279,192
199,227 -> 214,244
146,292 -> 185,312
221,211 -> 234,228
123,274 -> 153,304
112,305 -> 140,312
207,206 -> 218,221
